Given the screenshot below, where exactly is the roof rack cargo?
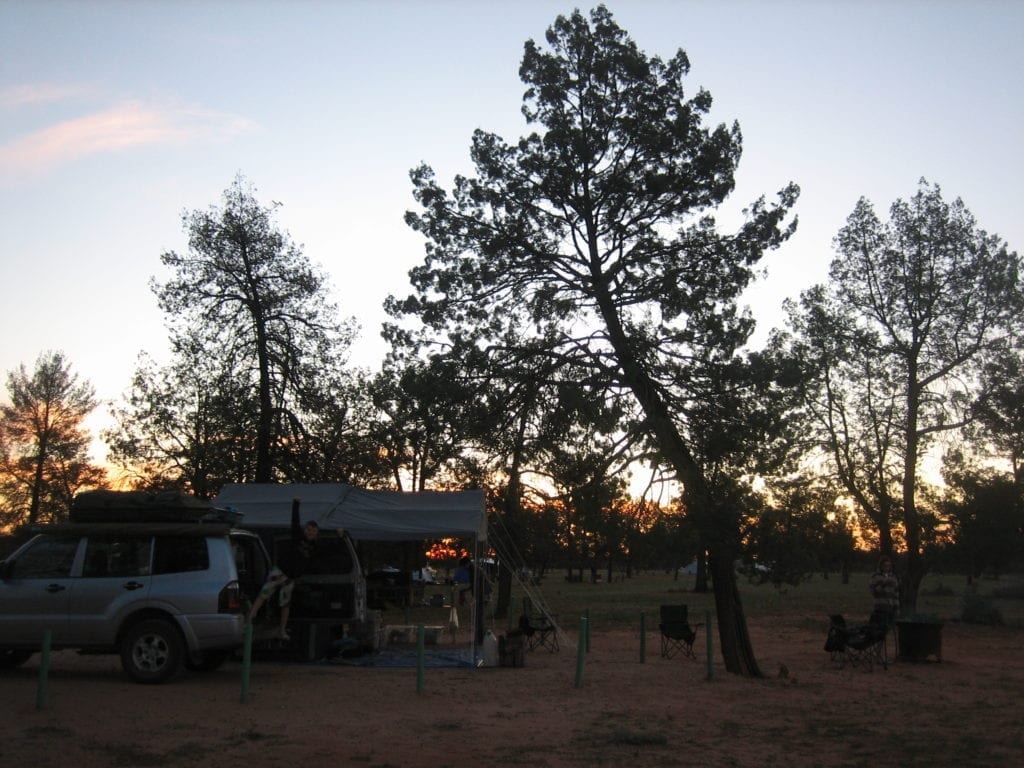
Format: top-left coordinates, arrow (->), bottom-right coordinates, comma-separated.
70,490 -> 242,525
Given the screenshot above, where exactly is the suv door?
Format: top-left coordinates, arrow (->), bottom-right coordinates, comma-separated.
0,534 -> 81,645
68,534 -> 153,646
230,531 -> 271,602
285,534 -> 365,622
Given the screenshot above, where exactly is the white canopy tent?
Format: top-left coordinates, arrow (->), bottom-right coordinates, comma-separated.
213,483 -> 489,660
213,483 -> 486,542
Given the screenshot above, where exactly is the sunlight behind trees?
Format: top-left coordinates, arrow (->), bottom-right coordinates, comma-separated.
0,351 -> 106,526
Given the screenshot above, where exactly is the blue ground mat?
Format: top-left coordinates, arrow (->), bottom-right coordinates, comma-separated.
330,647 -> 476,668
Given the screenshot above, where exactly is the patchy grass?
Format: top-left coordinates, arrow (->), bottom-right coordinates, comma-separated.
489,570 -> 1024,631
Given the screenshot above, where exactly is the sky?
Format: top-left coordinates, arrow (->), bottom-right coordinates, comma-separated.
1,0 -> 1022,462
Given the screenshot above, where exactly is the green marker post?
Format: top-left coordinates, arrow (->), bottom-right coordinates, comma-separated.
36,629 -> 52,710
240,622 -> 253,703
705,609 -> 713,680
416,624 -> 425,694
574,616 -> 587,688
639,611 -> 646,663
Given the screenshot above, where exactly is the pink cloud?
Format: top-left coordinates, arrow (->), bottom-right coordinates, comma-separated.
0,83 -> 95,108
0,100 -> 256,177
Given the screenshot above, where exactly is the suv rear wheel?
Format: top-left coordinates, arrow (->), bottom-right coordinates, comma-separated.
120,619 -> 184,684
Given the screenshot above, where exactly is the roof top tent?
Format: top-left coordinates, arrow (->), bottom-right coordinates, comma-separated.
213,483 -> 488,662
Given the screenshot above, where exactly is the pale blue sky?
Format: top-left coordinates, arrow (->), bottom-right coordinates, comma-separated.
1,0 -> 1022,458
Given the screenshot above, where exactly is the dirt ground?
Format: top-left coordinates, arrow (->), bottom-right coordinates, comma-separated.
1,616 -> 1022,768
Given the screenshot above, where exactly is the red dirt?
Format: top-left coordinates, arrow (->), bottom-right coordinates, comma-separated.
2,617 -> 1022,768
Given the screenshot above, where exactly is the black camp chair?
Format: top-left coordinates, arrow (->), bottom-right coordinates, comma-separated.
519,596 -> 559,653
824,613 -> 889,671
659,604 -> 701,659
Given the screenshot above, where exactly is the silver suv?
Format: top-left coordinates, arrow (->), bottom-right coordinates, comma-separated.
0,521 -> 270,683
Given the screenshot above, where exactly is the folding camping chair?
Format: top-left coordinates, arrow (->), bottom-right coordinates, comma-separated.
824,613 -> 890,671
519,596 -> 559,652
659,604 -> 701,659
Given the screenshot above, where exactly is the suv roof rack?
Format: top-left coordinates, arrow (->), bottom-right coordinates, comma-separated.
70,490 -> 242,526
34,521 -> 235,537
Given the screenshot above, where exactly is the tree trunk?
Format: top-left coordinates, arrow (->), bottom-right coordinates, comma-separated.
902,562 -> 924,617
245,240 -> 274,484
593,251 -> 762,676
708,550 -> 762,675
495,565 -> 512,620
694,548 -> 711,593
623,374 -> 762,675
902,364 -> 923,616
28,434 -> 48,526
496,415 -> 530,621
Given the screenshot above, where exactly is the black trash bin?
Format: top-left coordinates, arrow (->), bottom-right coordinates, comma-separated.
896,619 -> 943,662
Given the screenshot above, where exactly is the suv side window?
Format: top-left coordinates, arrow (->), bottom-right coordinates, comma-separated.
83,536 -> 152,578
153,536 -> 209,575
8,536 -> 80,579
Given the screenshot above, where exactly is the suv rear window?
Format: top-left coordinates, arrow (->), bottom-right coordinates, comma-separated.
153,536 -> 209,574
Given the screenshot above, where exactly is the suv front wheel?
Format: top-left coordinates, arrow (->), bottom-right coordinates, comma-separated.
120,619 -> 184,684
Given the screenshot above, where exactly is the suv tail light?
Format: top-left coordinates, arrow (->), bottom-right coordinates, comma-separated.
218,580 -> 243,613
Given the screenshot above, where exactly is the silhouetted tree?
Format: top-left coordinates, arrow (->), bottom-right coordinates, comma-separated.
941,463 -> 1022,579
786,181 -> 1022,612
0,351 -> 105,525
972,348 -> 1024,488
105,346 -> 257,496
389,7 -> 799,675
147,175 -> 358,484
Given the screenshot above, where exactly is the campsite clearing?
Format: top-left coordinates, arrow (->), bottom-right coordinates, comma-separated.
2,573 -> 1022,767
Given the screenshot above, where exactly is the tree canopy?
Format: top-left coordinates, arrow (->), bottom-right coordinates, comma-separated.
785,180 -> 1022,611
389,6 -> 799,675
105,176 -> 373,494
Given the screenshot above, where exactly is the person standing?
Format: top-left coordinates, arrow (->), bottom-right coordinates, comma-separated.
869,555 -> 899,629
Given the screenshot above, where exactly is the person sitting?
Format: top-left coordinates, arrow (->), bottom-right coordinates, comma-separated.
249,566 -> 294,640
248,509 -> 345,640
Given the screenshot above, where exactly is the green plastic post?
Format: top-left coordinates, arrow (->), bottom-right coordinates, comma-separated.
705,609 -> 713,680
639,611 -> 646,663
585,608 -> 591,653
240,622 -> 253,703
416,624 -> 425,694
574,617 -> 587,688
36,629 -> 52,710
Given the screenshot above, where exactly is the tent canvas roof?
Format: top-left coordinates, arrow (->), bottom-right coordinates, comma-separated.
213,483 -> 486,542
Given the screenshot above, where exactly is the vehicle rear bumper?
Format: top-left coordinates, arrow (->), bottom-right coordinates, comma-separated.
180,613 -> 246,650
